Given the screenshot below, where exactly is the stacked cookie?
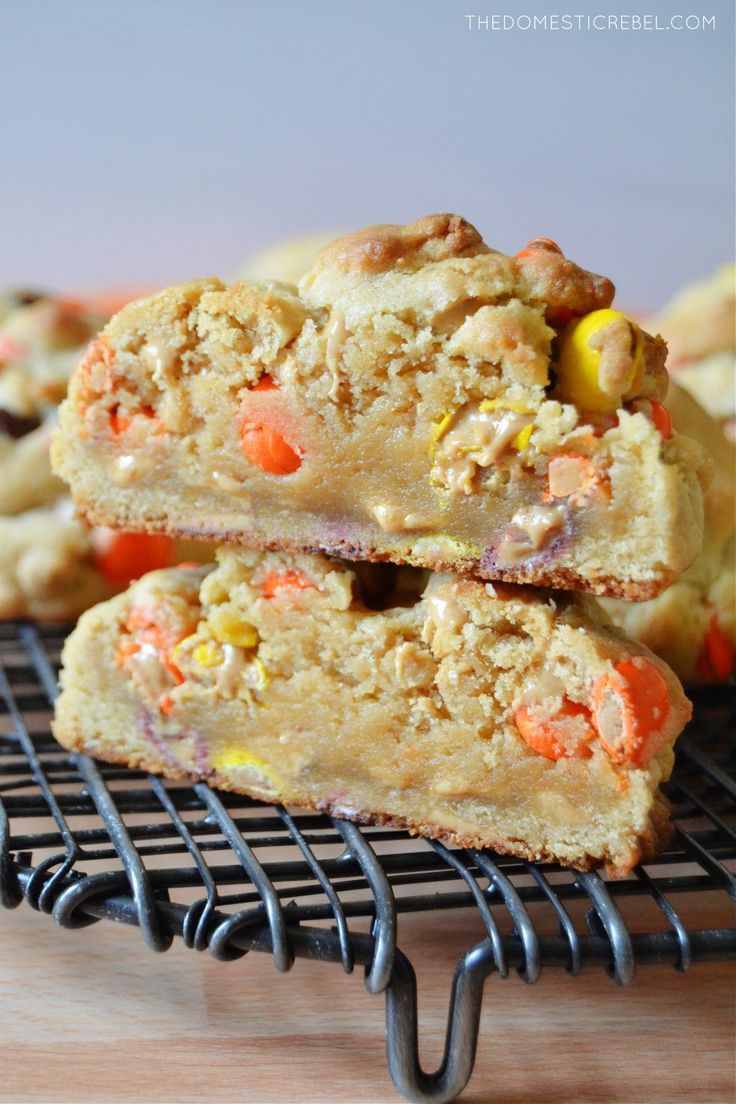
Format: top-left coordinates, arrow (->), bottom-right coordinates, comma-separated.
237,237 -> 736,684
50,214 -> 710,875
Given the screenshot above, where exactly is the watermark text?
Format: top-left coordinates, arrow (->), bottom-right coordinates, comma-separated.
464,13 -> 716,31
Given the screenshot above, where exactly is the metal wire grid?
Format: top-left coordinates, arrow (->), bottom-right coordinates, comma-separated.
0,621 -> 734,1104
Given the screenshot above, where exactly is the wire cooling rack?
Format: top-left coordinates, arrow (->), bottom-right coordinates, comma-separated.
1,621 -> 734,1104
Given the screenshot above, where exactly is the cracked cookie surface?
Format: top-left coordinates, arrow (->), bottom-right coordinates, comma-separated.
52,215 -> 708,599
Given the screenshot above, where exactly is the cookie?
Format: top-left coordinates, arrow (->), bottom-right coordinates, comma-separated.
0,498 -> 207,621
53,549 -> 691,876
51,214 -> 708,600
239,231 -> 345,285
0,501 -> 114,620
649,264 -> 735,439
0,417 -> 64,514
601,382 -> 735,682
0,292 -> 108,513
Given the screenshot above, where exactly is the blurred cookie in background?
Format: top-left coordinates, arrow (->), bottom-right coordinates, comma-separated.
649,264 -> 735,440
0,501 -> 202,621
601,381 -> 735,684
0,287 -> 211,620
0,287 -> 52,324
0,500 -> 115,620
0,292 -> 109,512
238,230 -> 344,285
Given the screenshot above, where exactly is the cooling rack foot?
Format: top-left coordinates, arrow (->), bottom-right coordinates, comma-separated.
384,941 -> 493,1104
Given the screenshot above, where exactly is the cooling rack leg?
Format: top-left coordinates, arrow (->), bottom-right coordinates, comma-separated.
383,941 -> 494,1104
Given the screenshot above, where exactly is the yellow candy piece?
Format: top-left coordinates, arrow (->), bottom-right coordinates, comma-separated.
207,604 -> 259,648
412,535 -> 482,562
512,423 -> 533,451
171,633 -> 199,665
193,640 -> 224,668
252,656 -> 270,690
478,399 -> 534,451
209,748 -> 282,793
429,411 -> 454,456
554,308 -> 642,413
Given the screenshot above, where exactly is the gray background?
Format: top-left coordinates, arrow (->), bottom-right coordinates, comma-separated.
2,0 -> 734,308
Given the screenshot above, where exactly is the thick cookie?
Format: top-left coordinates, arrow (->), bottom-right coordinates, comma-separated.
52,214 -> 708,599
601,383 -> 735,682
53,549 -> 691,876
649,264 -> 735,439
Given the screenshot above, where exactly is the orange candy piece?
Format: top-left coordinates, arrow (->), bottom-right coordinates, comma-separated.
257,569 -> 316,599
160,653 -> 186,686
109,406 -> 131,435
95,532 -> 176,587
239,376 -> 302,475
121,602 -> 186,685
115,638 -> 141,665
0,335 -> 28,363
593,657 -> 671,767
240,422 -> 301,474
515,699 -> 596,761
108,403 -> 156,436
251,377 -> 278,393
79,336 -> 116,393
514,237 -> 564,261
696,615 -> 735,682
546,453 -> 607,504
649,400 -> 673,440
159,693 -> 176,715
627,399 -> 673,440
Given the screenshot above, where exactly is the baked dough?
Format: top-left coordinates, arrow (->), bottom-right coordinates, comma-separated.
51,214 -> 708,600
53,549 -> 691,876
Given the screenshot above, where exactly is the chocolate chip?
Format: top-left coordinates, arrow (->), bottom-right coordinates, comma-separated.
0,408 -> 42,438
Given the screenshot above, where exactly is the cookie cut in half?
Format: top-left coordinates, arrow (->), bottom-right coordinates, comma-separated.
53,549 -> 691,876
51,214 -> 708,599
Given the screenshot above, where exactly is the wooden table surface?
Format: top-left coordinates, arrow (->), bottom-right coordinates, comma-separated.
0,890 -> 733,1104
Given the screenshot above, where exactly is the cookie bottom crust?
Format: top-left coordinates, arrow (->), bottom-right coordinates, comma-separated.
73,499 -> 675,602
50,716 -> 674,878
53,558 -> 685,878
